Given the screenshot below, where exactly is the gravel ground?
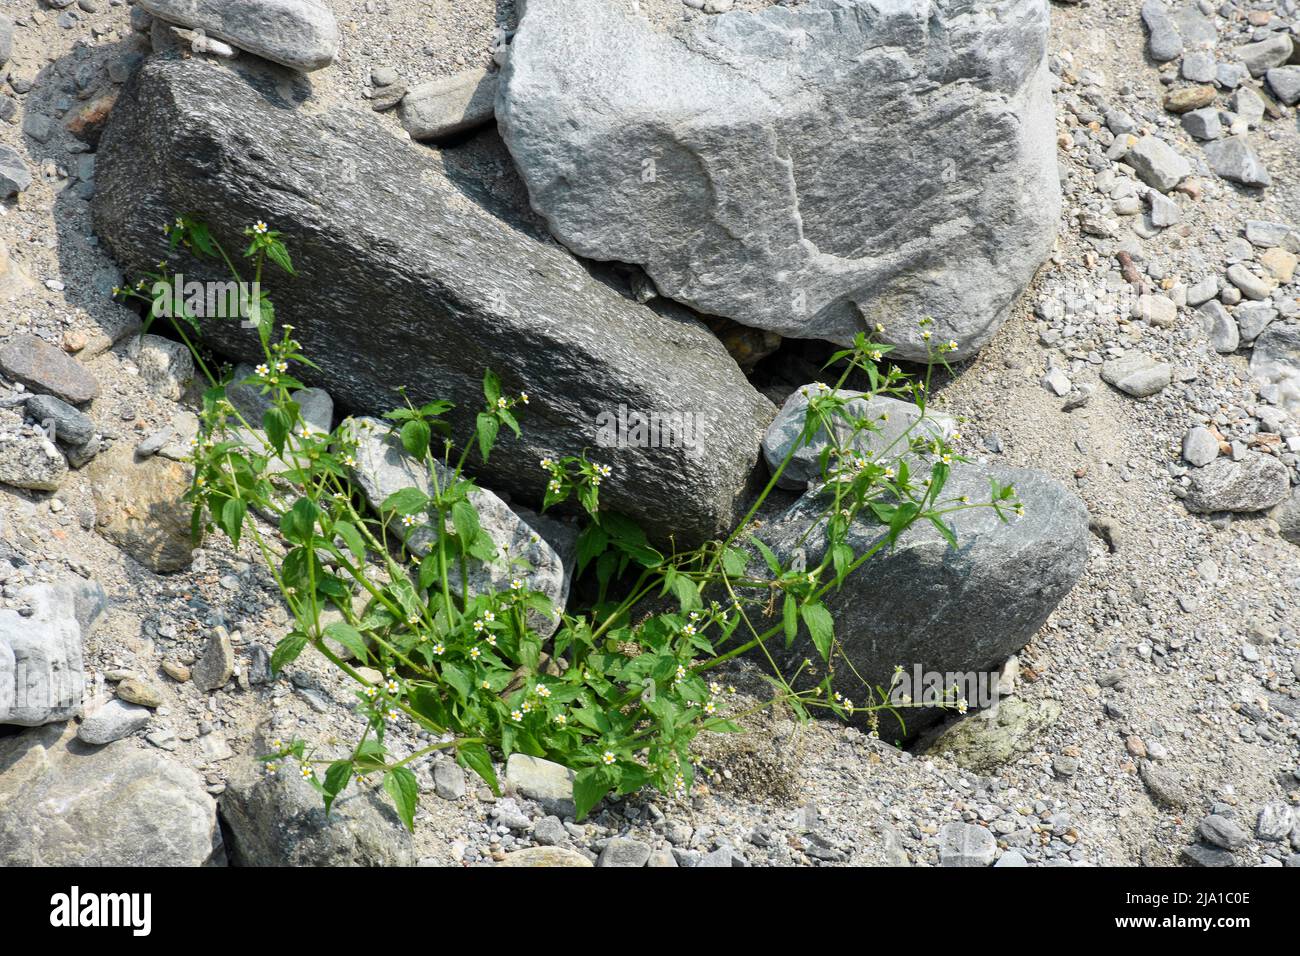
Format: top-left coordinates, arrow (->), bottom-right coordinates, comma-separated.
0,0 -> 1297,867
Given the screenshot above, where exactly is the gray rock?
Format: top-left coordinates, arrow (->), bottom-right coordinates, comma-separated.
1181,843 -> 1235,867
1101,352 -> 1173,397
531,815 -> 566,846
497,846 -> 592,867
696,845 -> 734,867
1139,761 -> 1190,810
1245,220 -> 1294,249
77,699 -> 151,744
759,463 -> 1087,740
1181,107 -> 1222,140
1236,303 -> 1278,345
1140,0 -> 1183,62
1274,488 -> 1300,547
399,67 -> 497,141
1123,136 -> 1191,192
432,760 -> 465,801
505,753 -> 575,818
1181,426 -> 1220,466
761,386 -> 955,491
1147,191 -> 1181,228
598,837 -> 651,867
925,697 -> 1062,774
93,56 -> 774,548
85,443 -> 194,573
0,14 -> 12,68
343,417 -> 570,637
1228,86 -> 1266,128
1187,276 -> 1218,306
137,0 -> 338,71
1251,321 -> 1300,418
1181,49 -> 1216,83
219,758 -> 415,865
938,821 -> 997,866
0,723 -> 221,865
1226,263 -> 1274,301
1256,802 -> 1294,841
1236,34 -> 1295,78
192,627 -> 234,691
25,394 -> 95,447
1198,300 -> 1239,353
1200,814 -> 1248,850
0,431 -> 68,492
0,143 -> 31,198
995,849 -> 1028,867
0,578 -> 105,726
132,333 -> 194,400
1183,455 -> 1290,513
0,334 -> 99,405
497,0 -> 1060,362
1266,66 -> 1300,106
1203,136 -> 1270,188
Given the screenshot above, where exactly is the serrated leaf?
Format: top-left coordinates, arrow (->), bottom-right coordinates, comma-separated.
383,767 -> 419,832
800,602 -> 834,661
322,621 -> 369,662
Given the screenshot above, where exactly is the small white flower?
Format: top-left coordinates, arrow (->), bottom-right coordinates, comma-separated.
401,514 -> 419,527
602,751 -> 616,766
535,683 -> 552,699
252,220 -> 269,234
510,578 -> 523,591
432,642 -> 445,656
511,709 -> 524,721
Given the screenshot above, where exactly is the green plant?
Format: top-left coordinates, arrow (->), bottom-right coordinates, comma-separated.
116,215 -> 1018,828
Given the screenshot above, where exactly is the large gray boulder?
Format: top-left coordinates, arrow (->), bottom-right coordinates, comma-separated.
137,0 -> 339,71
497,0 -> 1060,362
93,55 -> 774,547
0,723 -> 222,865
219,757 -> 415,866
0,578 -> 106,726
757,463 -> 1088,739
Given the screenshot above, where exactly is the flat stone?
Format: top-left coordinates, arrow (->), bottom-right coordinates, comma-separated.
925,697 -> 1062,774
432,760 -> 466,800
498,0 -> 1060,362
1101,352 -> 1173,397
1266,66 -> 1300,106
137,0 -> 338,71
1200,814 -> 1248,850
192,628 -> 234,691
0,143 -> 32,197
497,846 -> 592,867
1,579 -> 105,726
0,432 -> 68,492
1163,85 -> 1216,113
1250,321 -> 1300,419
505,753 -> 576,817
399,67 -> 497,141
115,677 -> 163,708
1198,300 -> 1238,353
1181,843 -> 1236,867
132,333 -> 194,401
85,442 -> 194,573
1203,136 -> 1270,187
1236,33 -> 1294,77
0,334 -> 99,405
77,699 -> 151,744
25,393 -> 95,446
597,837 -> 651,867
1236,303 -> 1278,345
1123,136 -> 1191,192
1183,455 -> 1290,513
1259,247 -> 1297,284
220,758 -> 415,865
1181,426 -> 1219,466
1181,107 -> 1222,140
1140,0 -> 1183,62
1226,263 -> 1275,300
938,821 -> 997,866
0,723 -> 220,865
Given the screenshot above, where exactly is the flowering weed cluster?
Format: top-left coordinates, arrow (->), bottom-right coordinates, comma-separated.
123,215 -> 1015,828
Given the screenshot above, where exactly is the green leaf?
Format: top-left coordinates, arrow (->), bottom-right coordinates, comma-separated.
279,496 -> 320,545
381,487 -> 429,515
270,632 -> 308,675
400,419 -> 431,459
383,767 -> 419,832
323,760 -> 352,814
754,537 -> 783,576
573,766 -> 613,821
263,407 -> 290,456
782,595 -> 799,647
457,742 -> 499,794
721,547 -> 749,578
575,523 -> 608,575
219,497 -> 247,547
441,662 -> 472,702
451,500 -> 480,553
800,602 -> 834,661
475,412 -> 499,462
482,369 -> 501,406
322,621 -> 369,662
333,520 -> 366,563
